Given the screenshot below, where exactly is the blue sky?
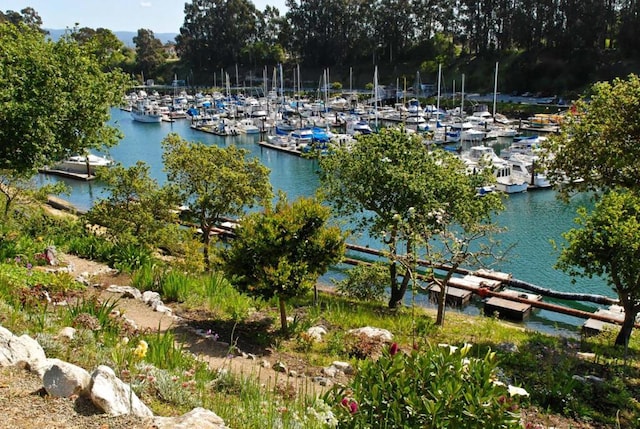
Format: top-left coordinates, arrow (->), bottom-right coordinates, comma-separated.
4,0 -> 288,33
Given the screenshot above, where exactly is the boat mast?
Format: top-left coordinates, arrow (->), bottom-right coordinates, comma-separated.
493,61 -> 499,119
436,64 -> 442,117
460,73 -> 465,119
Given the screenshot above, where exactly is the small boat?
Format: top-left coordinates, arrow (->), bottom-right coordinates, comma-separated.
53,153 -> 113,175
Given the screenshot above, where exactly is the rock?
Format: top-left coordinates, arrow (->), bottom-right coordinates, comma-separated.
42,358 -> 91,398
57,327 -> 76,340
273,361 -> 287,373
331,361 -> 354,375
89,365 -> 153,417
141,291 -> 162,305
307,326 -> 328,342
497,342 -> 519,353
260,360 -> 271,369
312,376 -> 331,386
288,370 -> 298,377
322,366 -> 339,378
576,352 -> 596,360
153,407 -> 228,429
154,304 -> 173,315
106,285 -> 142,300
347,326 -> 393,342
0,326 -> 47,372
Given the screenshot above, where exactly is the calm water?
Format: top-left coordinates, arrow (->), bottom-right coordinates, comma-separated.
37,108 -> 609,334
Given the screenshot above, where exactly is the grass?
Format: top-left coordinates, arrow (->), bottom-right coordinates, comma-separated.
1,203 -> 639,427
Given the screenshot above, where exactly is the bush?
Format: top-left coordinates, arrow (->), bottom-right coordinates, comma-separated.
325,342 -> 527,428
335,262 -> 388,302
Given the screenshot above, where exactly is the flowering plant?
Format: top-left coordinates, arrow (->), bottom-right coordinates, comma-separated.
325,342 -> 527,428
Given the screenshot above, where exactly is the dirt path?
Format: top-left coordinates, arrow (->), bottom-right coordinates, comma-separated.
60,253 -> 329,397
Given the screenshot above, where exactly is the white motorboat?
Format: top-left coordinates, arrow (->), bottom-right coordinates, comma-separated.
131,100 -> 163,123
53,153 -> 113,175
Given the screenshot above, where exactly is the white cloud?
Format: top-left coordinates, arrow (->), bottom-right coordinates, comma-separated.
140,1 -> 152,7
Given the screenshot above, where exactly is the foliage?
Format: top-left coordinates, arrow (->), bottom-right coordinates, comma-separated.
162,133 -> 272,268
326,342 -> 525,428
133,28 -> 167,80
70,26 -> 130,71
334,262 -> 388,302
319,127 -> 503,314
86,161 -> 181,250
555,189 -> 640,346
0,169 -> 68,219
63,295 -> 122,335
225,195 -> 345,332
543,74 -> 640,196
0,22 -> 129,174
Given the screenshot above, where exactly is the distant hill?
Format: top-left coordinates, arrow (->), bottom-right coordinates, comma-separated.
45,29 -> 178,47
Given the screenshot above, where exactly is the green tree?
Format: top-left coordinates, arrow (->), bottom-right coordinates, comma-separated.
84,162 -> 180,249
544,74 -> 640,196
161,133 -> 272,268
319,127 -> 503,311
555,190 -> 640,347
0,23 -> 129,175
71,27 -> 130,71
224,195 -> 345,332
133,28 -> 167,81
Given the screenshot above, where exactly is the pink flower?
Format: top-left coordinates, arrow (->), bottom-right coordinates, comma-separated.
341,397 -> 350,407
349,400 -> 359,414
389,342 -> 399,356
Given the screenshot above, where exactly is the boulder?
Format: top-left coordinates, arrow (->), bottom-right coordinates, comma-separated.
89,365 -> 153,417
0,326 -> 47,372
307,326 -> 328,342
106,285 -> 143,300
42,358 -> 91,398
347,326 -> 393,342
153,407 -> 228,429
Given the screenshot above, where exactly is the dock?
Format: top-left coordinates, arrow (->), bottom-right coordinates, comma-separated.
257,140 -> 305,157
483,289 -> 542,321
428,284 -> 472,306
582,306 -> 625,336
38,168 -> 95,181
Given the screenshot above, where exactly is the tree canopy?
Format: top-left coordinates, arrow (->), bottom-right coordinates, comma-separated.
161,133 -> 272,268
224,195 -> 345,332
319,127 -> 503,310
0,22 -> 130,174
556,190 -> 640,346
543,74 -> 640,196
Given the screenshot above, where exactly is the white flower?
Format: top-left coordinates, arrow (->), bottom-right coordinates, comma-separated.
508,385 -> 530,397
438,343 -> 458,354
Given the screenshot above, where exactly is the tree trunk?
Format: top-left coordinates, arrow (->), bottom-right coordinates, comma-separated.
279,296 -> 288,334
389,265 -> 411,308
615,307 -> 637,347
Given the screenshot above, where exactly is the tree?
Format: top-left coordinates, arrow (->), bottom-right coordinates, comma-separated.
319,127 -> 503,311
543,74 -> 640,196
133,28 -> 166,81
224,195 -> 345,332
71,27 -> 130,71
161,133 -> 272,268
0,23 -> 130,174
555,190 -> 640,347
84,161 -> 181,249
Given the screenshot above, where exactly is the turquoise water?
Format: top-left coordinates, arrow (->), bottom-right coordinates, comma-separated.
37,108 -> 610,334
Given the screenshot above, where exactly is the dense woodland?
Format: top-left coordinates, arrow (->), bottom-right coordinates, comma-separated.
4,1 -> 640,96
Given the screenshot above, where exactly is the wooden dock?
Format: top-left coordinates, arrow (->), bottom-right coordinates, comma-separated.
428,284 -> 472,306
38,168 -> 95,181
483,289 -> 542,321
582,306 -> 625,336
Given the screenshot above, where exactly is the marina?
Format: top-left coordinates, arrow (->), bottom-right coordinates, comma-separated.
35,106 -> 614,337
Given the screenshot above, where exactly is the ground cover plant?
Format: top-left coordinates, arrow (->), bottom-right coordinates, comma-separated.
0,202 -> 639,427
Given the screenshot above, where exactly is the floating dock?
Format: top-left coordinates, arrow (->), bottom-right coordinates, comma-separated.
483,289 -> 542,321
429,284 -> 472,306
38,168 -> 95,181
582,306 -> 625,336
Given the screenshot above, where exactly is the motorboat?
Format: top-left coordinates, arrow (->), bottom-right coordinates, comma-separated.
53,153 -> 113,175
130,100 -> 163,123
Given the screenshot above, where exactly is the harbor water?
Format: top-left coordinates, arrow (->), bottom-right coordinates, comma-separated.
37,108 -> 609,336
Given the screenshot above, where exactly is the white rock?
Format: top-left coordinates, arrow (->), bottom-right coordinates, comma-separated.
42,358 -> 91,398
154,304 -> 173,315
0,326 -> 47,372
347,326 -> 393,342
58,326 -> 76,340
106,285 -> 142,300
307,326 -> 327,342
153,407 -> 228,429
331,361 -> 354,375
142,291 -> 161,305
89,365 -> 153,417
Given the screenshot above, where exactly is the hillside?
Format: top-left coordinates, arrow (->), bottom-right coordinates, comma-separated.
45,28 -> 178,47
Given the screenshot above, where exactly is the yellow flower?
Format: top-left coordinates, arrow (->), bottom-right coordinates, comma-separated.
133,340 -> 148,359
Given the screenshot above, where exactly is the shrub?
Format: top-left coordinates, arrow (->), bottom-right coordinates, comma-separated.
326,342 -> 527,428
335,262 -> 388,302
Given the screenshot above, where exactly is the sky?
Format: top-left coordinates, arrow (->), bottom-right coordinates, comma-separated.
4,0 -> 288,34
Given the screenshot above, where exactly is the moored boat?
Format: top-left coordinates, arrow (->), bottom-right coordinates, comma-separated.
53,153 -> 113,175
